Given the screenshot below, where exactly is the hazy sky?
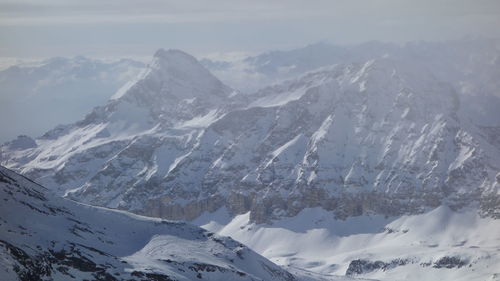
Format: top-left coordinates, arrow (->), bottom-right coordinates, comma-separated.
1,0 -> 500,59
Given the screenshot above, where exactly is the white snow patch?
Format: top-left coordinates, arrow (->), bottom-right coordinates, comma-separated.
110,80 -> 135,100
176,109 -> 221,129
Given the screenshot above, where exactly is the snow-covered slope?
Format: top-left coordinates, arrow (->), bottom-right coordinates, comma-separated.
0,56 -> 145,142
194,206 -> 500,281
0,165 -> 301,281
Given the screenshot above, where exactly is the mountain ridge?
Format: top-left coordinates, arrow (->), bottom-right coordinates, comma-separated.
1,41 -> 499,224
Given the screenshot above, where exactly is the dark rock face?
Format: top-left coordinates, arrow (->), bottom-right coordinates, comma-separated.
5,135 -> 37,150
0,240 -> 129,281
345,256 -> 469,276
433,256 -> 467,269
345,259 -> 410,276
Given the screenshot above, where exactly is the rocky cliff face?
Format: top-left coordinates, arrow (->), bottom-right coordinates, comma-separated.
130,58 -> 500,222
1,42 -> 499,223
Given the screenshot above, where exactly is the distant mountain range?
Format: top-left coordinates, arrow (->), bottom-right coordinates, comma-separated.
0,56 -> 145,142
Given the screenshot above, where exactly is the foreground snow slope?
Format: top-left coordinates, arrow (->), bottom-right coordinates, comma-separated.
0,165 -> 302,281
194,206 -> 500,281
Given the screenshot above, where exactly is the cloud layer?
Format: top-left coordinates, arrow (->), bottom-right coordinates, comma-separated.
0,0 -> 499,57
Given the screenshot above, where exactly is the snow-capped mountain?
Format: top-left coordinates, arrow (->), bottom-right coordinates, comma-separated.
0,56 -> 145,142
0,165 -> 300,281
1,42 -> 499,223
0,49 -> 241,201
143,56 -> 500,223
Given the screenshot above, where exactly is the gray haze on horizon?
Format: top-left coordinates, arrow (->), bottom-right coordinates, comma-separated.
1,0 -> 500,59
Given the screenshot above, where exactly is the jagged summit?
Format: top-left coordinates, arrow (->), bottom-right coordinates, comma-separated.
153,48 -> 196,60
146,48 -> 231,98
109,48 -> 233,114
151,48 -> 205,73
76,48 -> 236,128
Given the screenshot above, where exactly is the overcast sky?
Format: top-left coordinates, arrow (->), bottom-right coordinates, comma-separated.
1,0 -> 500,59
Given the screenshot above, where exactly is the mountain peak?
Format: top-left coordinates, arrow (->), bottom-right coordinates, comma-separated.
151,48 -> 203,72
139,48 -> 232,100
154,48 -> 195,60
98,48 -> 233,126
